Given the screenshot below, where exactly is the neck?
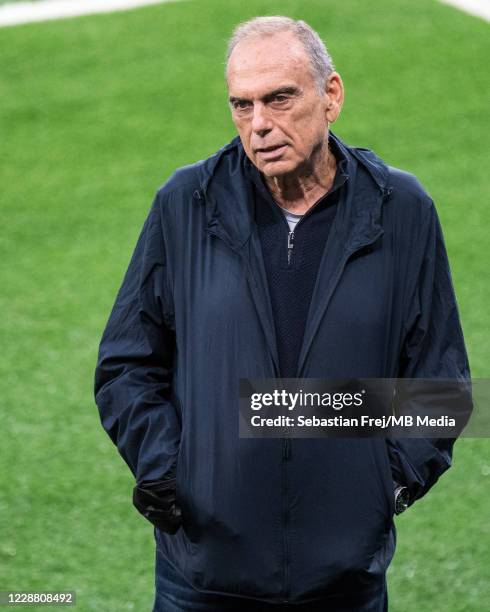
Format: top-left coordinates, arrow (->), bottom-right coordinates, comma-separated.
263,136 -> 337,215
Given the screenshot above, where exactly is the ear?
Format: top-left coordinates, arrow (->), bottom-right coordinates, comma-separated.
325,72 -> 344,123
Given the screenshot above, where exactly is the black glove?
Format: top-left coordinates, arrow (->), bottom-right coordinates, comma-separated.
132,475 -> 182,534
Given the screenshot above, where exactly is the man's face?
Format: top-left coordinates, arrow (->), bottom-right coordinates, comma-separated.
226,31 -> 341,178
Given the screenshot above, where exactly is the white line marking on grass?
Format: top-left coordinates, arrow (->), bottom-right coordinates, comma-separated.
0,0 -> 185,28
439,0 -> 490,21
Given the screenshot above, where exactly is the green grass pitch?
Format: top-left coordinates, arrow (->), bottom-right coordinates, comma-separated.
0,0 -> 489,609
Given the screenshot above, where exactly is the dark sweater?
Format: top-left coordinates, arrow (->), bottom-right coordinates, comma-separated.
247,140 -> 349,378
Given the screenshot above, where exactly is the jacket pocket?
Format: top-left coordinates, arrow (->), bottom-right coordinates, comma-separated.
380,439 -> 396,520
174,432 -> 199,549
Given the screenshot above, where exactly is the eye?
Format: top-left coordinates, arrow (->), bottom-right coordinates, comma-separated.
270,94 -> 291,108
232,100 -> 251,111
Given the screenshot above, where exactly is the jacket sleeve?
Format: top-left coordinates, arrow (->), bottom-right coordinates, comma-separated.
386,198 -> 472,505
94,192 -> 181,484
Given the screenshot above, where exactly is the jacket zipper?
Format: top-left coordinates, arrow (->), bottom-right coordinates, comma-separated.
282,436 -> 290,603
280,192 -> 332,600
287,232 -> 294,266
282,191 -> 329,268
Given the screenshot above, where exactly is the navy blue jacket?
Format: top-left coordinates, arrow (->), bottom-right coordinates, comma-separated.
94,132 -> 470,604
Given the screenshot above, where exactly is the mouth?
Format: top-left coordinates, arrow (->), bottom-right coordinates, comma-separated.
255,144 -> 287,160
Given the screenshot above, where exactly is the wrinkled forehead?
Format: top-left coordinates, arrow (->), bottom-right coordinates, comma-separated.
227,32 -> 313,94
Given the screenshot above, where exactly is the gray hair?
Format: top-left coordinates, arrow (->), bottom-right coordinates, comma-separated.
225,16 -> 335,92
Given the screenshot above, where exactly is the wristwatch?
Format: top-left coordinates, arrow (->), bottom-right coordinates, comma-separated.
394,483 -> 409,515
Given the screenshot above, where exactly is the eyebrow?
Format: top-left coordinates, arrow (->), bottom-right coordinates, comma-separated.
228,86 -> 300,105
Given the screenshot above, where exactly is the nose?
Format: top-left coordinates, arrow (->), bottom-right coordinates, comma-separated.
251,103 -> 272,136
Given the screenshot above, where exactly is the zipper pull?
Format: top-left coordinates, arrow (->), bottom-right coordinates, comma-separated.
287,231 -> 295,266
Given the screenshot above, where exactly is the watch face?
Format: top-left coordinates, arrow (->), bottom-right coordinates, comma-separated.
395,487 -> 409,514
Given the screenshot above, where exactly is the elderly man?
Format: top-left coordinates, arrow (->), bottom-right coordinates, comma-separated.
94,16 -> 470,612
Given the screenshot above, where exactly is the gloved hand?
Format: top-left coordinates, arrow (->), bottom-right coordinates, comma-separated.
132,475 -> 182,534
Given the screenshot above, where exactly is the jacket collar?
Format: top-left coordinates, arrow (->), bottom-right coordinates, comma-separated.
196,131 -> 392,253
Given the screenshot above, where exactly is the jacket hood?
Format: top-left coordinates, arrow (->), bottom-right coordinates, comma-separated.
194,131 -> 392,252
